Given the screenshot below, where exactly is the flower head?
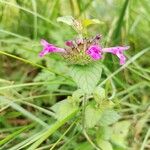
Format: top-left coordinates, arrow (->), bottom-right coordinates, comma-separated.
39,35 -> 130,65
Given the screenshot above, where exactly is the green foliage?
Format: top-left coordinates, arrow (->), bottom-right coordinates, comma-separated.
57,16 -> 75,26
74,142 -> 94,150
0,123 -> 34,147
111,121 -> 131,148
82,19 -> 104,27
51,99 -> 78,120
93,86 -> 106,104
97,139 -> 113,150
99,110 -> 121,126
0,0 -> 150,149
96,121 -> 131,149
84,105 -> 102,128
70,62 -> 102,94
96,126 -> 111,141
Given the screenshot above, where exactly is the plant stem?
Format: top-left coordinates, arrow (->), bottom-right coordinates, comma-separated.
82,94 -> 87,130
82,94 -> 101,150
83,130 -> 101,150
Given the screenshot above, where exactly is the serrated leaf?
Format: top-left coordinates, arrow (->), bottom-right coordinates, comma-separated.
57,16 -> 74,26
51,100 -> 78,120
85,105 -> 102,128
70,62 -> 102,94
99,110 -> 120,126
82,19 -> 104,27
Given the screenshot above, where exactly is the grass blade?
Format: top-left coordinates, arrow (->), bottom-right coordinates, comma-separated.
27,109 -> 78,150
113,0 -> 129,43
0,124 -> 35,147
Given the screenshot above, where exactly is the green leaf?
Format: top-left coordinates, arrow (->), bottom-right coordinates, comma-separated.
70,62 -> 102,94
93,86 -> 106,104
111,121 -> 131,148
75,142 -> 94,150
57,16 -> 75,26
99,110 -> 121,126
82,19 -> 104,27
97,139 -> 113,150
96,126 -> 111,141
51,99 -> 78,120
85,105 -> 102,128
72,89 -> 84,103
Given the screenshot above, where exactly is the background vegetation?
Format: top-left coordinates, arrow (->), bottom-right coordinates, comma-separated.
0,0 -> 150,150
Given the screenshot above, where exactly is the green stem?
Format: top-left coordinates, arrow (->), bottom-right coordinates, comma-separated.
82,94 -> 101,150
82,94 -> 87,130
83,130 -> 101,150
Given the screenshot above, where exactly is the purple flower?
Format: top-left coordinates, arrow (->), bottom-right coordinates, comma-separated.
86,45 -> 102,60
102,46 -> 130,65
87,45 -> 130,65
39,35 -> 130,65
39,39 -> 65,57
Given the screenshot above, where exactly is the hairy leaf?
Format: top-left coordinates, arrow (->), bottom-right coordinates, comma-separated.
85,105 -> 102,128
99,110 -> 120,126
51,99 -> 78,120
70,62 -> 102,94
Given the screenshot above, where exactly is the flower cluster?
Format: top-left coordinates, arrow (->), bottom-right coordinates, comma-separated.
39,34 -> 129,65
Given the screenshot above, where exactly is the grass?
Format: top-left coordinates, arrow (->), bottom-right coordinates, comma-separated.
0,0 -> 150,150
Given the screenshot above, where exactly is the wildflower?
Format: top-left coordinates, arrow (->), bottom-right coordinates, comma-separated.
87,45 -> 130,65
39,35 -> 129,65
102,46 -> 130,65
39,39 -> 65,57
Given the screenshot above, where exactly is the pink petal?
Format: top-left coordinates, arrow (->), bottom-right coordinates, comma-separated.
116,53 -> 126,65
102,46 -> 130,54
86,45 -> 102,60
39,48 -> 49,57
40,39 -> 50,47
102,46 -> 130,65
39,39 -> 65,57
90,53 -> 102,60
